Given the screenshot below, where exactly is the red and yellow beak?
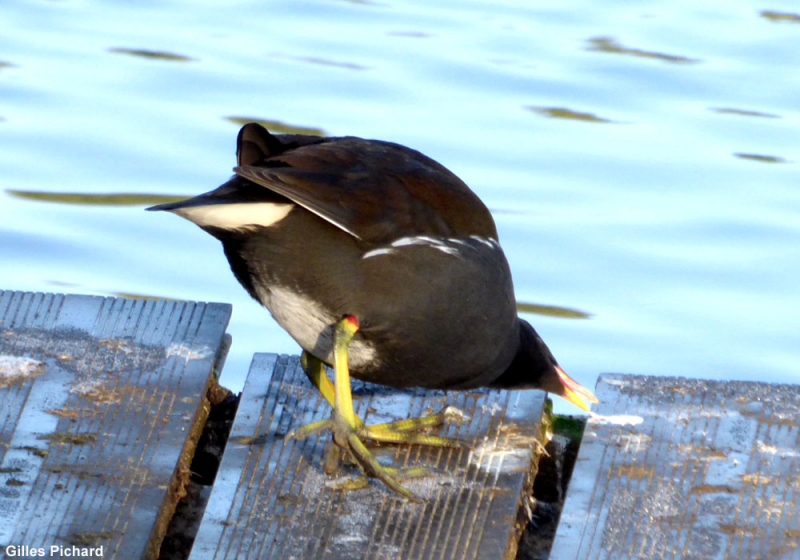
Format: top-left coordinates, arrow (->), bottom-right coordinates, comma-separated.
554,365 -> 599,412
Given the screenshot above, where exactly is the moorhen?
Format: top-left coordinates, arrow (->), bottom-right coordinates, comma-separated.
148,123 -> 598,497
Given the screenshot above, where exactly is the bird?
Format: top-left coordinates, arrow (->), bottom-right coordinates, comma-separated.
148,123 -> 598,498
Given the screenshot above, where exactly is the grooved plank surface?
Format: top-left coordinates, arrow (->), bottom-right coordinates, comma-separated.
0,291 -> 231,559
552,374 -> 800,560
191,354 -> 548,560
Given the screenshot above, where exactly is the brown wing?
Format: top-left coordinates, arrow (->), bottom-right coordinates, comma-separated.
233,123 -> 498,244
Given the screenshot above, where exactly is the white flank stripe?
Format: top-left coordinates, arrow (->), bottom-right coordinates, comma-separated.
390,235 -> 440,248
390,236 -> 459,256
370,234 -> 505,258
362,247 -> 395,259
433,245 -> 459,256
363,235 -> 500,260
173,202 -> 293,230
469,235 -> 499,248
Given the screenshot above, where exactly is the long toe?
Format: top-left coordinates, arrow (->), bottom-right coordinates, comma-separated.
322,409 -> 415,498
364,405 -> 468,442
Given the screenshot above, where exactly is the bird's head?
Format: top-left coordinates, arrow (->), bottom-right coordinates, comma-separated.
496,320 -> 599,411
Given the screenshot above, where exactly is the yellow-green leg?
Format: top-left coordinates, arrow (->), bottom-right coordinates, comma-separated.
329,316 -> 417,498
290,316 -> 466,499
293,349 -> 466,447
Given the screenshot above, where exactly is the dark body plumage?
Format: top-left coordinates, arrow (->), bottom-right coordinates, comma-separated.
150,124 -> 577,398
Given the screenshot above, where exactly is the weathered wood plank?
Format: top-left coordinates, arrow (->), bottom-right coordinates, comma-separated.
552,374 -> 800,560
0,291 -> 231,559
191,354 -> 548,560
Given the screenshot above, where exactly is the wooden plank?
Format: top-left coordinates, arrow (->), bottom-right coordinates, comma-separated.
191,354 -> 548,560
0,291 -> 231,559
552,374 -> 800,560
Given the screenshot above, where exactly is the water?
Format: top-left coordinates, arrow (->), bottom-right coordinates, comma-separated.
2,0 -> 798,413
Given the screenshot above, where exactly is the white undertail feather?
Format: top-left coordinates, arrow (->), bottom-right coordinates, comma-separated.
172,202 -> 294,230
254,284 -> 378,368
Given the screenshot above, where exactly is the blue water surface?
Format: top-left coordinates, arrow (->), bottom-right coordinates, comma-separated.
1,0 -> 798,413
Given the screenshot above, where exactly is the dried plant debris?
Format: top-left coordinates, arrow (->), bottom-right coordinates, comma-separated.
761,10 -> 800,23
2,328 -> 167,378
711,107 -> 779,119
281,54 -> 368,71
528,106 -> 613,124
48,407 -> 98,420
70,379 -> 123,405
5,189 -> 180,206
587,36 -> 699,64
517,302 -> 592,319
518,416 -> 587,560
165,343 -> 214,362
108,47 -> 194,62
734,152 -> 788,164
69,532 -> 115,547
38,432 -> 98,446
224,116 -> 326,136
0,355 -> 46,388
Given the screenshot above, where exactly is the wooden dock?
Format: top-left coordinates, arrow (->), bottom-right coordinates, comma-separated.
551,374 -> 800,560
0,291 -> 231,559
0,291 -> 550,559
3,290 -> 799,559
189,353 -> 548,560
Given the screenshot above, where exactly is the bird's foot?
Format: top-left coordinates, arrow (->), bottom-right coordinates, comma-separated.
289,405 -> 467,446
289,405 -> 468,499
291,325 -> 470,498
329,410 -> 425,499
324,448 -> 429,494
